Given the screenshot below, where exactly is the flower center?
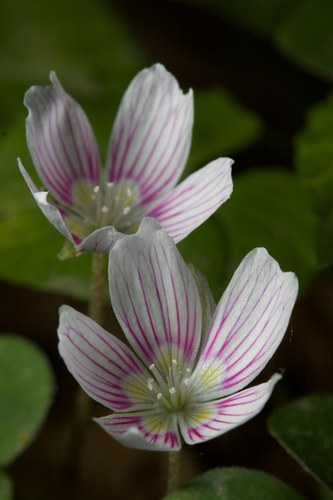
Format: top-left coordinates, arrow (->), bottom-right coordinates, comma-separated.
146,359 -> 193,413
67,179 -> 144,238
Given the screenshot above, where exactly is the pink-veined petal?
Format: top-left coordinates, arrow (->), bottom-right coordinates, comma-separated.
107,64 -> 193,204
146,158 -> 233,243
189,264 -> 216,340
77,225 -> 125,253
19,159 -> 75,243
24,72 -> 100,206
77,215 -> 162,253
57,306 -> 151,411
180,374 -> 281,445
194,248 -> 298,399
95,411 -> 181,451
108,220 -> 202,376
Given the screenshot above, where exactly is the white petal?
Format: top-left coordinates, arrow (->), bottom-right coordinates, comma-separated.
95,411 -> 181,451
180,374 -> 281,445
24,72 -> 100,205
107,64 -> 193,204
77,216 -> 162,253
58,306 -> 150,411
19,159 -> 75,243
194,248 -> 298,399
108,221 -> 202,376
188,264 -> 216,340
146,158 -> 233,243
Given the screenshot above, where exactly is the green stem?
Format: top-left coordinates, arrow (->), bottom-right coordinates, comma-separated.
88,252 -> 106,324
166,451 -> 182,495
63,252 -> 106,493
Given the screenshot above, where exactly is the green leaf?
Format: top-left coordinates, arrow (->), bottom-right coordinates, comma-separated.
218,168 -> 317,291
164,467 -> 305,499
0,0 -> 144,90
188,88 -> 262,170
0,334 -> 55,466
276,0 -> 333,81
295,92 -> 333,268
318,206 -> 333,268
0,473 -> 13,500
295,91 -> 333,214
178,213 -> 228,300
269,394 -> 333,491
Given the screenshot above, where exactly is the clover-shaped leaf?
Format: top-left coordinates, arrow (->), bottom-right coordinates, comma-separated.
0,334 -> 55,466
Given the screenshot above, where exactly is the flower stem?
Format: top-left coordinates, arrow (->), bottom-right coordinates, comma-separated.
166,451 -> 182,494
88,252 -> 106,324
63,252 -> 106,493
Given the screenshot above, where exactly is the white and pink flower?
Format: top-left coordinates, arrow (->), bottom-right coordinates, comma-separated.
57,219 -> 298,451
19,64 -> 233,253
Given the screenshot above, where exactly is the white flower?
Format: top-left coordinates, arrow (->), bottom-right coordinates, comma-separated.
19,64 -> 233,253
57,219 -> 298,451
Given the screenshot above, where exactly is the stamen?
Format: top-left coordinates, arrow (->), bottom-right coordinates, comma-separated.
147,378 -> 154,391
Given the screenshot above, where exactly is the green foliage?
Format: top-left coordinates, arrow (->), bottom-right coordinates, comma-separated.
295,91 -> 333,267
0,473 -> 12,500
164,467 -> 305,499
295,92 -> 333,214
277,0 -> 333,81
188,88 -> 262,170
218,168 -> 317,289
269,394 -> 333,490
0,334 -> 55,466
178,214 -> 228,300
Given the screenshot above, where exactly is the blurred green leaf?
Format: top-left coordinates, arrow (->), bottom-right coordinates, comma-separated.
295,92 -> 333,268
188,88 -> 262,170
178,213 -> 228,300
0,334 -> 55,466
318,206 -> 333,268
164,467 -> 304,499
295,92 -> 333,214
0,0 -> 144,90
0,473 -> 12,500
269,394 -> 333,490
218,168 -> 317,290
276,0 -> 333,81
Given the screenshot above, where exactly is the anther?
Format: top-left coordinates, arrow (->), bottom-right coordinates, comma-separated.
93,185 -> 100,193
147,378 -> 154,391
101,205 -> 109,213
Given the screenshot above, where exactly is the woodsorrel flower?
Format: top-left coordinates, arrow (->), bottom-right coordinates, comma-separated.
57,219 -> 298,451
19,64 -> 233,253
